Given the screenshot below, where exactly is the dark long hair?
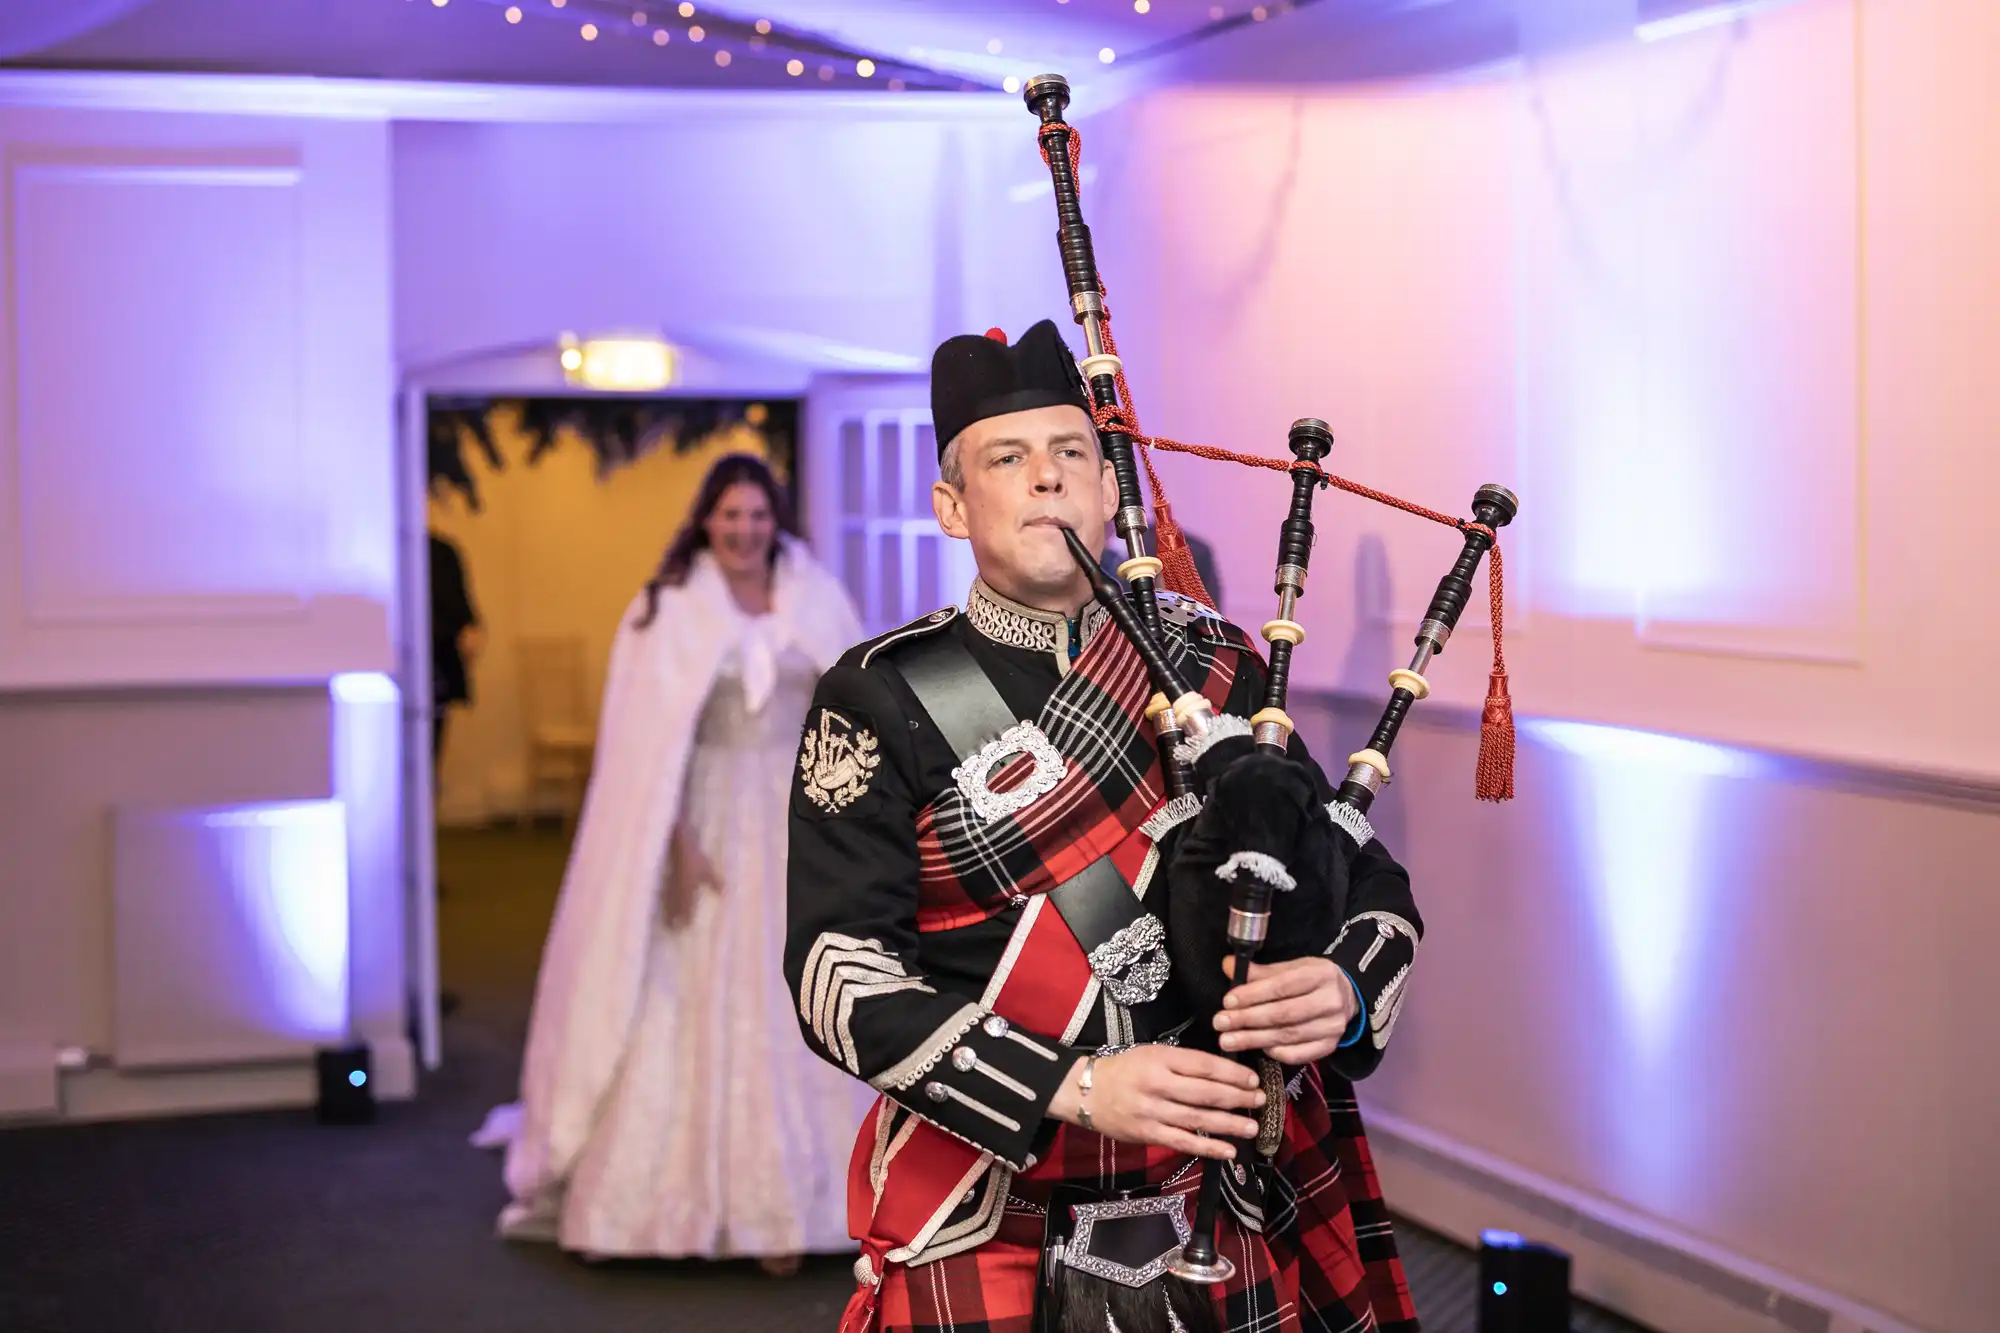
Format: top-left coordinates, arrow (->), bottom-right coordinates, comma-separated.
635,452 -> 798,629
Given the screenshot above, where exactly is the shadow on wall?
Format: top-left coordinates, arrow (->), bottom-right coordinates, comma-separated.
427,397 -> 797,826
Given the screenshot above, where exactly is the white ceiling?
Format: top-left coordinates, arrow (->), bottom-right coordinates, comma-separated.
0,0 -> 1747,95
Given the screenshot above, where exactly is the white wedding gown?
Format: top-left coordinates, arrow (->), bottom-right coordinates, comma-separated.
492,642 -> 875,1259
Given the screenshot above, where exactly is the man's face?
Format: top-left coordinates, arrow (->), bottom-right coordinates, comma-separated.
932,404 -> 1118,609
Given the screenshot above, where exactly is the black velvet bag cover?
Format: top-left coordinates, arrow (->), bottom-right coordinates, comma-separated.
1165,737 -> 1350,1043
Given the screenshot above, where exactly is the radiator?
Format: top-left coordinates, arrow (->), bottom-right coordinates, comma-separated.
111,800 -> 351,1070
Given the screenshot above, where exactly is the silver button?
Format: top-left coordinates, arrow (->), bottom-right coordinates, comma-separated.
925,1082 -> 948,1103
983,1016 -> 1010,1038
951,1046 -> 978,1072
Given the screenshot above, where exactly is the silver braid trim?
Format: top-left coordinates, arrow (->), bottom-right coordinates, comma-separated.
1216,851 -> 1296,892
1172,713 -> 1252,767
1325,800 -> 1376,849
1139,792 -> 1201,841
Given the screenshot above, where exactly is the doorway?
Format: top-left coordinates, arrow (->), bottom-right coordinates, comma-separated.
404,387 -> 800,1068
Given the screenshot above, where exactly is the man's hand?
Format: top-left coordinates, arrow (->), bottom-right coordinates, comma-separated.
1048,1046 -> 1264,1160
1213,957 -> 1359,1065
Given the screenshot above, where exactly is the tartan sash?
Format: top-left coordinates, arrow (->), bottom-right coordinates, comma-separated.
841,612 -> 1248,1333
912,602 -> 1249,932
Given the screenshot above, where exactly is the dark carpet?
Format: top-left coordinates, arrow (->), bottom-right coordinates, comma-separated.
0,825 -> 1651,1333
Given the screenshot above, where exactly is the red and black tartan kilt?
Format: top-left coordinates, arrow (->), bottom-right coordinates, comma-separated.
871,1067 -> 1419,1333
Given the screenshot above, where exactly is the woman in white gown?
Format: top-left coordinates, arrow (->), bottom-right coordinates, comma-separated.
486,453 -> 873,1273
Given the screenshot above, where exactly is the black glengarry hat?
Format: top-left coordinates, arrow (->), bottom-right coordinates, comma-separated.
930,319 -> 1093,458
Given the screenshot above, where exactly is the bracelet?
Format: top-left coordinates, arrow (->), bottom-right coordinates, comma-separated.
1078,1055 -> 1097,1132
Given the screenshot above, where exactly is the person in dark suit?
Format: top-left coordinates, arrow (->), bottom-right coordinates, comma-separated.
430,531 -> 483,770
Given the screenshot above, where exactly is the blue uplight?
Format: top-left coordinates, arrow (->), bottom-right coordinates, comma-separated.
1492,1281 -> 1509,1296
348,1070 -> 367,1088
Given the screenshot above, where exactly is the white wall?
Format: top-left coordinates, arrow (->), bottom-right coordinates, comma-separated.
1085,0 -> 1999,783
0,90 -> 404,1118
1075,2 -> 1997,1329
0,103 -> 396,689
392,104 -> 1065,382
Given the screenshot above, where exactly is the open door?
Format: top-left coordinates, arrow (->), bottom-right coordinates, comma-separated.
804,374 -> 973,634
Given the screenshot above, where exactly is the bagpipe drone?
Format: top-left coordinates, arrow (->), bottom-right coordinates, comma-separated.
1020,73 -> 1519,1333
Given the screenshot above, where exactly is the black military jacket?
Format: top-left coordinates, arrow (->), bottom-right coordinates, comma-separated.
785,580 -> 1422,1171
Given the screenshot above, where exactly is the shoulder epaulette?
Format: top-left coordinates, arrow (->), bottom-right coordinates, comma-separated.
858,606 -> 960,669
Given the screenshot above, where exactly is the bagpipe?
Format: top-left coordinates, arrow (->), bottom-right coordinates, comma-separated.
1021,74 -> 1518,1333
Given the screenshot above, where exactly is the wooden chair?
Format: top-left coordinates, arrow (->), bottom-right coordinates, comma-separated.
515,635 -> 597,828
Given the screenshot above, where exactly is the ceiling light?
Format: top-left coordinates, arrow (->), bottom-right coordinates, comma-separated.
818,64 -> 834,80
856,58 -> 876,77
688,24 -> 704,39
1098,47 -> 1116,63
715,49 -> 731,65
755,18 -> 772,34
431,0 -> 447,8
678,1 -> 694,15
653,27 -> 669,43
986,38 -> 1004,54
632,9 -> 647,22
551,0 -> 565,7
1003,75 -> 1021,94
1210,4 -> 1224,16
786,58 -> 804,75
1252,4 -> 1268,17
504,5 -> 522,21
1135,0 -> 1150,11
564,338 -> 678,392
888,78 -> 906,91
581,22 -> 598,39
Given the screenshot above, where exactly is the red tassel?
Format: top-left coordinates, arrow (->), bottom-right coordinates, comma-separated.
1150,500 -> 1215,608
1475,668 -> 1515,802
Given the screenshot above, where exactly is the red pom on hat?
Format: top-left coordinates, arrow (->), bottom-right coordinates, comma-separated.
984,327 -> 1008,343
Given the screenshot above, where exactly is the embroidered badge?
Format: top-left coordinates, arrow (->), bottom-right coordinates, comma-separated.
799,709 -> 882,814
952,721 -> 1068,824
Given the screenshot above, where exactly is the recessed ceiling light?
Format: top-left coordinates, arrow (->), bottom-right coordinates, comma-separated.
1003,75 -> 1021,94
504,5 -> 522,20
755,18 -> 772,34
632,9 -> 647,22
688,24 -> 704,40
1098,47 -> 1116,63
786,58 -> 804,75
653,27 -> 669,43
581,22 -> 598,39
856,58 -> 876,77
679,1 -> 695,16
1135,0 -> 1151,12
987,38 -> 1003,54
715,49 -> 731,66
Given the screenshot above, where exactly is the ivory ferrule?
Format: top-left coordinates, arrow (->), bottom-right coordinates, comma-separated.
1249,708 -> 1294,750
1347,748 -> 1392,782
1145,692 -> 1176,724
1118,555 -> 1165,583
1172,692 -> 1214,734
1078,353 -> 1124,381
1261,618 -> 1306,647
1387,668 -> 1431,700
